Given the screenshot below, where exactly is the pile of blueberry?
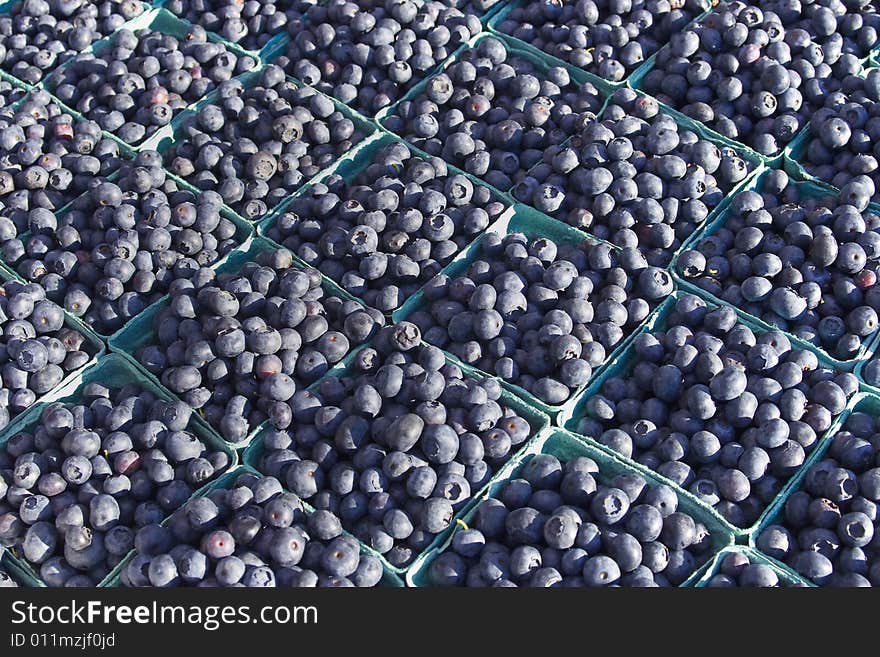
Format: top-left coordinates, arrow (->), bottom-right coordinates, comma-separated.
428,450 -> 714,586
45,25 -> 258,147
704,551 -> 802,587
254,321 -> 538,568
757,409 -> 880,587
514,89 -> 754,265
266,140 -> 508,313
407,230 -> 671,405
1,151 -> 245,336
166,64 -> 369,222
383,36 -> 603,193
163,0 -> 314,53
639,0 -> 880,156
0,91 -> 127,222
123,473 -> 386,587
0,279 -> 94,431
0,0 -> 146,85
496,0 -> 711,82
678,170 -> 880,361
573,293 -> 857,527
0,378 -> 230,586
135,247 -> 384,444
796,69 -> 880,202
273,0 -> 482,117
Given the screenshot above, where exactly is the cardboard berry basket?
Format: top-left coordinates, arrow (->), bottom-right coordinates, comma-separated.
241,337 -> 552,576
0,268 -> 107,445
747,390 -> 874,586
375,31 -> 612,201
557,290 -> 858,543
508,89 -> 765,269
0,0 -> 153,88
0,170 -> 255,341
256,130 -> 513,317
40,8 -> 262,151
669,167 -> 880,372
142,69 -> 376,227
391,202 -> 661,420
0,353 -> 238,587
103,463 -> 406,588
406,428 -> 735,587
487,0 -> 716,93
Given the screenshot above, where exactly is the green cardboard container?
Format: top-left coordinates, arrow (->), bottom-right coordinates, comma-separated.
105,464 -> 405,588
670,168 -> 880,372
407,428 -> 735,587
108,236 -> 377,450
558,290 -> 856,542
507,89 -> 765,268
392,202 -> 660,419
256,131 -> 512,316
376,32 -> 610,201
747,390 -> 873,586
41,8 -> 260,151
242,339 -> 552,576
0,269 -> 106,447
488,0 -> 715,92
145,70 -> 376,224
0,353 -> 238,587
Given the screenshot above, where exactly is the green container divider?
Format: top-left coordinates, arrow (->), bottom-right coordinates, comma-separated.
243,340 -> 552,576
670,168 -> 880,372
0,270 -> 107,448
748,390 -> 869,565
407,428 -> 734,586
147,69 -> 376,223
852,335 -> 880,392
108,235 -> 375,450
0,68 -> 34,105
255,130 -> 388,238
781,124 -> 826,187
376,32 -> 609,195
41,7 -> 261,152
691,545 -> 811,588
105,464 -> 405,587
393,203 -> 655,419
256,131 -> 513,314
0,547 -> 42,587
0,353 -> 238,587
558,290 -> 852,541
